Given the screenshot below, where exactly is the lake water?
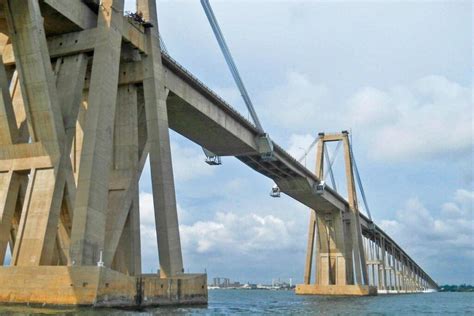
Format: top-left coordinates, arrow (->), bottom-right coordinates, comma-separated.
0,290 -> 472,315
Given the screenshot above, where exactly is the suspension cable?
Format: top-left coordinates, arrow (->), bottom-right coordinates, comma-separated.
349,142 -> 373,221
297,135 -> 320,163
324,141 -> 342,181
159,35 -> 168,54
323,145 -> 337,191
200,0 -> 264,132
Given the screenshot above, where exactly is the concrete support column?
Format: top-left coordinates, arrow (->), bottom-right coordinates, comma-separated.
379,237 -> 387,291
392,255 -> 396,292
342,135 -> 368,286
304,211 -> 317,284
315,212 -> 348,286
70,0 -> 125,265
0,171 -> 21,264
105,84 -> 141,275
138,0 -> 183,277
4,0 -> 64,147
397,254 -> 402,292
405,259 -> 409,292
366,238 -> 375,286
3,0 -> 76,266
371,239 -> 376,287
407,260 -> 411,292
9,71 -> 29,143
0,53 -> 17,145
0,58 -> 25,251
413,266 -> 416,292
417,272 -> 420,291
388,253 -> 393,290
391,247 -> 398,291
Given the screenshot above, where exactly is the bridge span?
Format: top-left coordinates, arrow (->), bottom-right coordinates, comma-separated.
0,0 -> 436,307
162,52 -> 438,294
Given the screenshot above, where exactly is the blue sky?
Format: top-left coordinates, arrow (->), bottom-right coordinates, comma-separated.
131,0 -> 473,285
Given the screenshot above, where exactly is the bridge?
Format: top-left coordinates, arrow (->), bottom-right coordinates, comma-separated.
0,0 -> 437,307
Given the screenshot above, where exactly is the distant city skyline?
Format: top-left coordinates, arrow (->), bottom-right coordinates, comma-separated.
129,0 -> 472,285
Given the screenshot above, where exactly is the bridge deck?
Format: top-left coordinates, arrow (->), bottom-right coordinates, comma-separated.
0,0 -> 437,290
161,52 -> 437,288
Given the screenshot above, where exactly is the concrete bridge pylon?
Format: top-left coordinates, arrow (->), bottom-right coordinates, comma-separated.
0,0 -> 205,307
296,131 -> 377,296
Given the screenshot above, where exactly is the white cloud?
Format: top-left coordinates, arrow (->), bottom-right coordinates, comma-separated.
379,189 -> 474,283
124,0 -> 136,12
138,192 -> 191,273
286,133 -> 316,165
380,190 -> 473,251
368,76 -> 472,161
139,191 -> 189,226
260,72 -> 331,131
170,141 -> 216,182
138,188 -> 307,275
180,211 -> 301,256
213,86 -> 247,116
347,87 -> 399,127
267,73 -> 472,162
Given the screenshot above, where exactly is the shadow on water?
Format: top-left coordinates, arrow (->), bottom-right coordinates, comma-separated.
0,290 -> 472,315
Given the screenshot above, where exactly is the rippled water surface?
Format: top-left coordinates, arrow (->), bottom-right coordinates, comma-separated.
0,290 -> 472,315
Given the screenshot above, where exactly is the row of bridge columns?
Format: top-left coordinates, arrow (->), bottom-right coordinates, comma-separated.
363,234 -> 436,293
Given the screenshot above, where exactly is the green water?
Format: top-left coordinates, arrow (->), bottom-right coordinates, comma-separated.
0,290 -> 472,315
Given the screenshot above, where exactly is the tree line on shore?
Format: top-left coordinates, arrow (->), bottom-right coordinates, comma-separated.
439,284 -> 474,292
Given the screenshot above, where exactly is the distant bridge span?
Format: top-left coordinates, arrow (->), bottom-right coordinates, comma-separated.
0,0 -> 436,308
162,53 -> 438,292
162,53 -> 437,293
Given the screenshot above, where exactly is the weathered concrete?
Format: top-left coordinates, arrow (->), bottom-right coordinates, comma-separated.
141,273 -> 208,306
0,267 -> 206,307
296,284 -> 377,296
296,132 -> 436,295
139,0 -> 184,278
69,0 -> 125,266
0,0 -> 204,307
298,132 -> 369,296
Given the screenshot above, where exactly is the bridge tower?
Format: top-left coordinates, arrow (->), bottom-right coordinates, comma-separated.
296,131 -> 377,296
0,0 -> 206,307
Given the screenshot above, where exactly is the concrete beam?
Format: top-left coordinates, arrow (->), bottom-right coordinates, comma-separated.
2,20 -> 146,68
43,0 -> 97,30
0,54 -> 16,144
164,70 -> 258,156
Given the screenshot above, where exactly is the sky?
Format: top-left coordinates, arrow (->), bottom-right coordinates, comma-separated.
131,0 -> 471,285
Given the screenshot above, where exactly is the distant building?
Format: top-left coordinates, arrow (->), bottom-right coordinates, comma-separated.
212,277 -> 241,288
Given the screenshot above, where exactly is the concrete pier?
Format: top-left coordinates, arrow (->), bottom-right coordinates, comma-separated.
296,285 -> 377,296
0,0 -> 206,307
296,132 -> 435,296
0,267 -> 206,307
